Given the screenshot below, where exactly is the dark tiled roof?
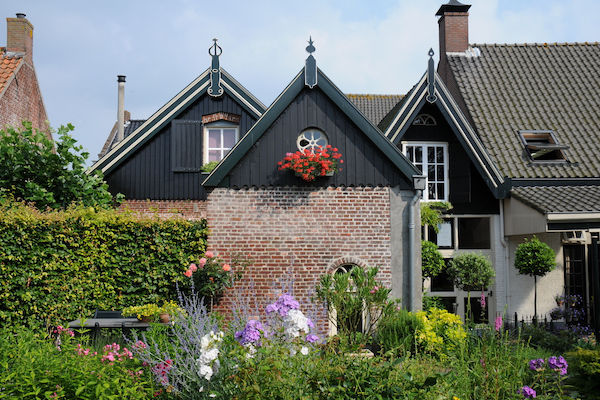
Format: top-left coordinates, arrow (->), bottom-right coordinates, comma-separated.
512,185 -> 600,213
347,94 -> 403,128
447,42 -> 600,179
98,112 -> 145,158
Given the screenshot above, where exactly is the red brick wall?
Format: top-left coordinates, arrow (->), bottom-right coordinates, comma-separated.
0,61 -> 49,136
438,12 -> 469,55
118,187 -> 395,334
206,186 -> 393,334
120,199 -> 207,220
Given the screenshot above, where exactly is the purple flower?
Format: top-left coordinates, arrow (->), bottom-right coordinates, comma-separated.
494,315 -> 503,332
306,334 -> 319,343
235,319 -> 263,346
307,318 -> 315,329
529,358 -> 545,371
520,386 -> 536,398
265,293 -> 300,317
548,356 -> 568,375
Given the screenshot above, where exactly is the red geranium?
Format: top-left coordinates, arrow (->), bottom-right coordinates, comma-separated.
278,145 -> 343,182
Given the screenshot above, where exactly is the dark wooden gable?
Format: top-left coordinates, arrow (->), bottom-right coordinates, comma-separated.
226,86 -> 412,188
401,103 -> 498,214
105,92 -> 258,200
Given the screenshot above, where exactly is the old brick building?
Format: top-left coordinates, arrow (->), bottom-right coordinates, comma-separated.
0,13 -> 49,136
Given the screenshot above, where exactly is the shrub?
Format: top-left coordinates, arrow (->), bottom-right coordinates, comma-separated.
0,202 -> 208,329
566,347 -> 600,399
415,307 -> 466,356
515,237 -> 556,318
0,327 -> 155,399
375,307 -> 422,356
521,324 -> 579,353
447,253 -> 494,322
420,201 -> 452,233
0,122 -> 118,210
422,240 -> 445,281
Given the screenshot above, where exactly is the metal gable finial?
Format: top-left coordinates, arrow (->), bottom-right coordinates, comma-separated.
208,38 -> 224,97
426,48 -> 437,103
305,36 -> 317,89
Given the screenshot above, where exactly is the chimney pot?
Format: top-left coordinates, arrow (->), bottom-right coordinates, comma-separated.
117,75 -> 126,142
6,13 -> 34,64
16,13 -> 26,18
117,75 -> 126,83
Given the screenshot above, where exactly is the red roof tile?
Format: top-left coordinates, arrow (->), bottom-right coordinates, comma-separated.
0,53 -> 23,94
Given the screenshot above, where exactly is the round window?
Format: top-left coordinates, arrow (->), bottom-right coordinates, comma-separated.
297,129 -> 328,152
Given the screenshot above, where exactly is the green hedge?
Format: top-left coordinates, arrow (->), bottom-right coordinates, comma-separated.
0,202 -> 207,328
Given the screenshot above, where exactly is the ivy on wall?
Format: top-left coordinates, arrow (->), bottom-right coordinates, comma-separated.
0,202 -> 208,329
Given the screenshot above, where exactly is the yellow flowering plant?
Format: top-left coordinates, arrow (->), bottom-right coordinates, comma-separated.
416,307 -> 466,357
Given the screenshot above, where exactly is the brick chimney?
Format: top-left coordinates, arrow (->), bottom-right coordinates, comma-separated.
6,13 -> 34,64
436,1 -> 470,83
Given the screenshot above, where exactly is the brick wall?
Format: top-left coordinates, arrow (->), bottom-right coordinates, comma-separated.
438,12 -> 469,55
206,186 -> 393,334
0,60 -> 49,135
118,187 -> 396,334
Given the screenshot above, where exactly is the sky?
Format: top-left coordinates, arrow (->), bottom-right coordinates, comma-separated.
1,0 -> 599,164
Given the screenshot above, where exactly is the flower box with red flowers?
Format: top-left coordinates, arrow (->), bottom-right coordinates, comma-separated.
277,145 -> 343,182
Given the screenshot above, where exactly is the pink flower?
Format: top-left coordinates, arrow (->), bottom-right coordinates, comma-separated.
222,264 -> 231,272
184,269 -> 193,278
495,315 -> 503,332
205,251 -> 214,258
480,292 -> 486,308
199,258 -> 207,266
370,286 -> 379,294
189,263 -> 198,272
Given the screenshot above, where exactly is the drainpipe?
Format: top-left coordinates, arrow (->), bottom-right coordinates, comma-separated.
408,176 -> 427,311
499,199 -> 510,314
117,75 -> 126,142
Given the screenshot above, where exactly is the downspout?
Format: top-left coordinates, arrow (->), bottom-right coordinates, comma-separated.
499,199 -> 510,313
408,176 -> 426,311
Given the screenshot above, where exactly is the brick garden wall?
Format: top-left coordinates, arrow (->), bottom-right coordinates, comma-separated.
119,186 -> 395,334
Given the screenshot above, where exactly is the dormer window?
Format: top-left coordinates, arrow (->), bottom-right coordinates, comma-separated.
204,123 -> 238,162
413,114 -> 437,126
518,130 -> 568,162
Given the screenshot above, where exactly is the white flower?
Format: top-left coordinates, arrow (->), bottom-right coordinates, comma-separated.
199,364 -> 213,380
283,309 -> 310,337
300,346 -> 309,355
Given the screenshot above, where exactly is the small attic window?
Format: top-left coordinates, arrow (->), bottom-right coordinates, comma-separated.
413,114 -> 436,126
518,130 -> 569,162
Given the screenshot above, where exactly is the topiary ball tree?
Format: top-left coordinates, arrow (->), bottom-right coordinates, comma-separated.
448,253 -> 495,322
514,236 -> 556,321
422,240 -> 445,287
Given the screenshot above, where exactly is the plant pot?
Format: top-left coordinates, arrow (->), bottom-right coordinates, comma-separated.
138,315 -> 153,323
159,313 -> 171,323
325,171 -> 334,176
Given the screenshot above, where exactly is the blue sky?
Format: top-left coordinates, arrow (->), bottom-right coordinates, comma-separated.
1,0 -> 599,163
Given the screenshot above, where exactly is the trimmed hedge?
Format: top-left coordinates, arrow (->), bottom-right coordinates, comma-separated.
0,202 -> 207,328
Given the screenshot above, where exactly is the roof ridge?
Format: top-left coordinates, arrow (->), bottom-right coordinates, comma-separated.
470,41 -> 600,47
346,93 -> 403,98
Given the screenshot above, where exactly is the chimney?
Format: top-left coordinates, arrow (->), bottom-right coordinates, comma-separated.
436,0 -> 471,56
117,75 -> 126,142
6,13 -> 34,64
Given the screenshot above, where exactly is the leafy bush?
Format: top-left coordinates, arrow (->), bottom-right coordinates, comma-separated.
0,327 -> 155,399
375,307 -> 422,356
422,240 -> 445,281
422,294 -> 445,312
315,266 -> 391,345
415,308 -> 466,356
0,122 -> 119,210
448,253 -> 495,292
0,202 -> 208,329
420,201 -> 452,232
566,347 -> 600,399
521,325 -> 579,353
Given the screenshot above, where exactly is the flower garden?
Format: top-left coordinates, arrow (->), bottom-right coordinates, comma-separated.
0,203 -> 599,399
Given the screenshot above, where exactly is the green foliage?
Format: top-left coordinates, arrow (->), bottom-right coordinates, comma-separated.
421,240 -> 445,280
420,201 -> 452,233
0,202 -> 208,329
415,308 -> 466,356
315,266 -> 392,343
422,294 -> 444,312
448,253 -> 495,291
375,307 -> 422,356
521,325 -> 579,353
566,347 -> 600,399
0,327 -> 155,399
201,161 -> 219,173
515,236 -> 556,278
0,122 -> 119,210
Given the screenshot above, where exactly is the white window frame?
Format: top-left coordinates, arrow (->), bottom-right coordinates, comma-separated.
203,123 -> 239,163
401,142 -> 449,202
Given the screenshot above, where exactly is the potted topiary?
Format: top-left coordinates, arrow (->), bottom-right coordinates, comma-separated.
514,236 -> 556,322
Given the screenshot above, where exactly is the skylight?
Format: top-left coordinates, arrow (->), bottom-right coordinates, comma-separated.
518,130 -> 569,162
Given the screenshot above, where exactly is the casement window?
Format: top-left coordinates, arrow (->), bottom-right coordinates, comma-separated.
402,142 -> 448,201
204,123 -> 239,163
425,216 -> 491,251
518,130 -> 568,162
